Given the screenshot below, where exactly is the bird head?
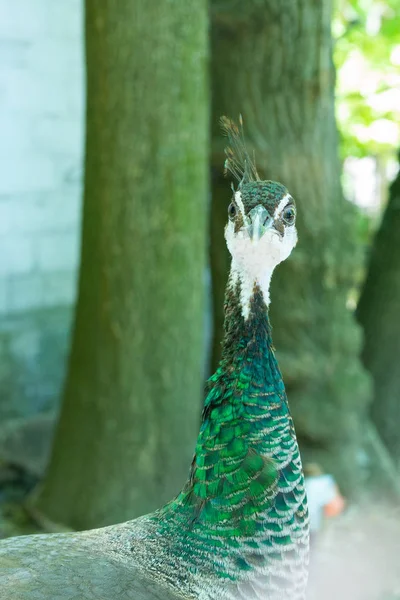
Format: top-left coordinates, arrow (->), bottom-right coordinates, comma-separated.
224,181 -> 297,275
221,116 -> 297,282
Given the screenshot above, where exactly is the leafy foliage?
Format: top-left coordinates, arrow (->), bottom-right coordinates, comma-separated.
334,0 -> 400,159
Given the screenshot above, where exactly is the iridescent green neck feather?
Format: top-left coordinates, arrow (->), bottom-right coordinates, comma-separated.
130,275 -> 309,600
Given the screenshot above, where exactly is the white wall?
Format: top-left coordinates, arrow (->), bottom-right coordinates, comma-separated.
0,0 -> 84,420
0,0 -> 84,316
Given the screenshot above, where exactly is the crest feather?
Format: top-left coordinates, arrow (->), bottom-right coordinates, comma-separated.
220,115 -> 260,186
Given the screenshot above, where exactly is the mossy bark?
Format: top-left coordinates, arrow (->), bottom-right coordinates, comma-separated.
210,0 -> 371,493
35,0 -> 209,529
357,161 -> 400,466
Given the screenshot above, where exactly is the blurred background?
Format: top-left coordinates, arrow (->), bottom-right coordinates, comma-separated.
0,1 -> 399,598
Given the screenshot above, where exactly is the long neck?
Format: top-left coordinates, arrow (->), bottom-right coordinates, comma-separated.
230,258 -> 274,318
222,265 -> 274,360
150,270 -> 309,599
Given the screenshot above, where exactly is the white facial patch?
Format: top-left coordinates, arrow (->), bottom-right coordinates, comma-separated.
234,190 -> 246,220
274,193 -> 292,219
225,216 -> 297,319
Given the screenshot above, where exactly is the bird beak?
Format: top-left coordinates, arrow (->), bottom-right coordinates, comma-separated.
246,205 -> 274,242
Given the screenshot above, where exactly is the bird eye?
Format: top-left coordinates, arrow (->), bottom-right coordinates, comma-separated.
282,205 -> 296,225
228,203 -> 237,219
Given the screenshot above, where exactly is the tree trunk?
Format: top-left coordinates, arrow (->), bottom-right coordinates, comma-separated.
357,159 -> 400,466
210,0 -> 371,493
35,0 -> 209,529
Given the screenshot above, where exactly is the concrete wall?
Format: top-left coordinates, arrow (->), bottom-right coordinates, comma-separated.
0,0 -> 84,419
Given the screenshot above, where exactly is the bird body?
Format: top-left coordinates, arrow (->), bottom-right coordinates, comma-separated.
0,117 -> 309,599
0,525 -> 183,600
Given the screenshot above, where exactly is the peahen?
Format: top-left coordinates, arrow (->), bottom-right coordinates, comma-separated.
0,117 -> 309,600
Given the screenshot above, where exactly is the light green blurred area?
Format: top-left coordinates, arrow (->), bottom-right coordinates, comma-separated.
334,0 -> 400,215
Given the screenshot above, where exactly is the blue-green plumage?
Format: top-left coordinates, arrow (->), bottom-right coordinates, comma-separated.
150,282 -> 309,599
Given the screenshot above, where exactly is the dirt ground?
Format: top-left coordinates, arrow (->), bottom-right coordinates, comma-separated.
308,503 -> 400,600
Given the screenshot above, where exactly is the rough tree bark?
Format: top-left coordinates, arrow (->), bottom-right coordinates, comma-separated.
357,159 -> 400,466
210,0 -> 371,493
34,0 -> 209,529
